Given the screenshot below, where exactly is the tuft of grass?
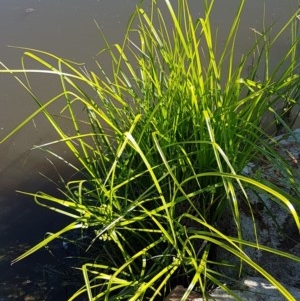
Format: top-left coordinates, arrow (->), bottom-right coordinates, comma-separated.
1,0 -> 300,300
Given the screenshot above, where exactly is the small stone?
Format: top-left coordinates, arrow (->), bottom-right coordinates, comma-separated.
164,285 -> 201,301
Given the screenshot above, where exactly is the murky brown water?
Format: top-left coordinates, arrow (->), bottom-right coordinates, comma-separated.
0,0 -> 299,300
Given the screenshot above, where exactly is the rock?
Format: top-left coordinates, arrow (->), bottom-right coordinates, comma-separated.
164,277 -> 300,300
209,276 -> 300,300
215,128 -> 300,287
163,130 -> 300,301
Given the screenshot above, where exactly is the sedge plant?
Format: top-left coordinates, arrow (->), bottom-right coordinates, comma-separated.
1,0 -> 300,300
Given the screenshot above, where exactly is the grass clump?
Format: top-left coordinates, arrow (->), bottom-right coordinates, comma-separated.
1,0 -> 300,300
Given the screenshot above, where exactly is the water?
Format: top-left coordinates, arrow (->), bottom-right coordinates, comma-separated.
0,0 -> 299,299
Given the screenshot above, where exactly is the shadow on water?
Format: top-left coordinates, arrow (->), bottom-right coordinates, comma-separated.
0,138 -> 82,299
0,126 -> 84,299
0,189 -> 75,300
